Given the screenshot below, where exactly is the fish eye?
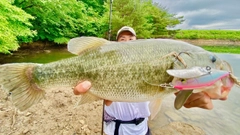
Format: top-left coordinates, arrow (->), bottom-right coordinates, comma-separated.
206,66 -> 211,71
210,55 -> 216,63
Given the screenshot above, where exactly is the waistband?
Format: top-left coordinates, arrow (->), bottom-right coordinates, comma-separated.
113,118 -> 145,135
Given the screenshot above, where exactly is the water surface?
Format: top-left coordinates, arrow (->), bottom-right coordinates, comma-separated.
0,48 -> 75,64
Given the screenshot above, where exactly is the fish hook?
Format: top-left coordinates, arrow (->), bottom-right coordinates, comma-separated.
173,52 -> 191,68
159,83 -> 174,88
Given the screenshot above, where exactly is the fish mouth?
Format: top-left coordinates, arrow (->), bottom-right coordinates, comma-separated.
171,69 -> 231,90
173,74 -> 233,110
169,67 -> 236,100
171,67 -> 236,110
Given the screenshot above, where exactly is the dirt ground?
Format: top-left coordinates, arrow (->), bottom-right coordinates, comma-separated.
0,87 -> 206,135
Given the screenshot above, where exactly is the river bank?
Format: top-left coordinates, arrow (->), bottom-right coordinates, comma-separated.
179,39 -> 240,46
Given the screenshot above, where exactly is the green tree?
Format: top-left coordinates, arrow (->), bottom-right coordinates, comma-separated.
108,0 -> 153,39
80,0 -> 106,15
0,0 -> 35,54
13,0 -> 106,44
146,3 -> 184,37
105,0 -> 183,40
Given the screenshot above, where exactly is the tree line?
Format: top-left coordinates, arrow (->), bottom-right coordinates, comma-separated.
0,0 -> 183,53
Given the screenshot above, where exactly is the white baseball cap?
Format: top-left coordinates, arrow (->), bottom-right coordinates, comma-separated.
116,26 -> 136,40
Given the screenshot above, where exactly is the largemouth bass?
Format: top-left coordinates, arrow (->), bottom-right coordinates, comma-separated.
0,37 -> 239,111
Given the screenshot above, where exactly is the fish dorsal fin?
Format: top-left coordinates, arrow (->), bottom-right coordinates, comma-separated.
148,98 -> 163,120
67,37 -> 110,55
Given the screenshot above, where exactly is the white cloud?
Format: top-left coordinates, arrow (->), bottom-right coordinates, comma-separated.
177,9 -> 222,17
154,0 -> 240,30
192,22 -> 227,29
173,19 -> 240,30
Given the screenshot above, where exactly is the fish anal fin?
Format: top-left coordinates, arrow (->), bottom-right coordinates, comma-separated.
67,37 -> 111,55
149,98 -> 163,120
77,92 -> 101,105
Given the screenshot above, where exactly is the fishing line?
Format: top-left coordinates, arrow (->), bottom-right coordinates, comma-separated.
101,100 -> 105,135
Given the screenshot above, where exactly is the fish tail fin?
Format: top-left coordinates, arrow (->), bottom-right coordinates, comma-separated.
0,63 -> 45,111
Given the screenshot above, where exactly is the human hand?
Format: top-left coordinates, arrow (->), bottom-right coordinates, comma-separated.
73,81 -> 92,95
183,92 -> 227,110
73,81 -> 112,106
180,79 -> 229,110
183,92 -> 214,109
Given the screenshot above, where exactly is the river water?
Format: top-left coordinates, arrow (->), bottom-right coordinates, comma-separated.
1,49 -> 240,135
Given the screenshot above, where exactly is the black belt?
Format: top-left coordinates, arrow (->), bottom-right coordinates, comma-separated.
113,118 -> 145,135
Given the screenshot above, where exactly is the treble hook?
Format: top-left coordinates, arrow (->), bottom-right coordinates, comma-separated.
159,83 -> 174,88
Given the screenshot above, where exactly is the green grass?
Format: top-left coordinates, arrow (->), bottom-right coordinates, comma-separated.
201,45 -> 240,54
174,30 -> 240,40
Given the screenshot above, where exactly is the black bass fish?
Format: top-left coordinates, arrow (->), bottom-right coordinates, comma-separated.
0,37 -> 239,111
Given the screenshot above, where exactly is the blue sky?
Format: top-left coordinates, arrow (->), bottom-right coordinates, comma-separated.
153,0 -> 240,30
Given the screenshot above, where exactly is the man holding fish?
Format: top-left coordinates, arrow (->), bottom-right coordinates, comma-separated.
0,26 -> 238,135
73,26 -> 229,135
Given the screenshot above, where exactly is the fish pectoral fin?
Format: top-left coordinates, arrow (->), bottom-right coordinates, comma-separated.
148,98 -> 163,120
77,92 -> 101,105
174,90 -> 193,110
67,37 -> 111,55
